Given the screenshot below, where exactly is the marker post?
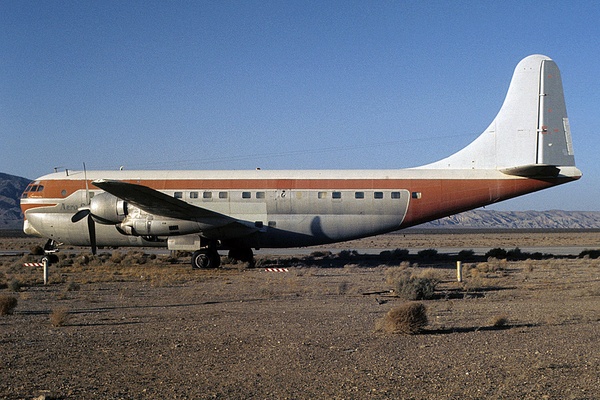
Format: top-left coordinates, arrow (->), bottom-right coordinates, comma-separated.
456,261 -> 463,283
43,258 -> 49,285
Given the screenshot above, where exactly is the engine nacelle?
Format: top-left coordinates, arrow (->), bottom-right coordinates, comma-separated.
89,192 -> 128,224
118,218 -> 201,236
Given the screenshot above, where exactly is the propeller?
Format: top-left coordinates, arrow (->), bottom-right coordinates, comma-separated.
70,163 -> 97,255
71,208 -> 98,255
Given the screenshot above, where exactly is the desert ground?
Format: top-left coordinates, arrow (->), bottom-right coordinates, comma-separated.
1,230 -> 599,399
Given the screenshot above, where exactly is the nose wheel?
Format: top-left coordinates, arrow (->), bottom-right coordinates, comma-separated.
191,249 -> 221,269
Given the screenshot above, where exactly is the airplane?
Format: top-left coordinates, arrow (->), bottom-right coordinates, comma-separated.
20,54 -> 581,269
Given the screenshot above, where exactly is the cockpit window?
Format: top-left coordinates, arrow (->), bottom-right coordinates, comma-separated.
36,185 -> 44,192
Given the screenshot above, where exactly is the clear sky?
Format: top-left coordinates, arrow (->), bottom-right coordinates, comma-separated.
1,1 -> 599,211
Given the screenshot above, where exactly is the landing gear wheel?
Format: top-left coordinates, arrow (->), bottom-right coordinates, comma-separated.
191,250 -> 221,269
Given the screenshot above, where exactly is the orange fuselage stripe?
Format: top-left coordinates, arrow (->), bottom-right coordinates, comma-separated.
21,176 -> 567,228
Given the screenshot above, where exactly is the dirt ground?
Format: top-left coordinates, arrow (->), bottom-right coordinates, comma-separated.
1,231 -> 600,399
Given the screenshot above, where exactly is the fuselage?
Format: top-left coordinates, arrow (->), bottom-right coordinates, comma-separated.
20,167 -> 580,250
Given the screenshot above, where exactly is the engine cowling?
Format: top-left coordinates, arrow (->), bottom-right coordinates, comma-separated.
89,193 -> 128,224
118,218 -> 201,236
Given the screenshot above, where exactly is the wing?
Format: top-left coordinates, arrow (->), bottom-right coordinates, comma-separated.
92,179 -> 235,223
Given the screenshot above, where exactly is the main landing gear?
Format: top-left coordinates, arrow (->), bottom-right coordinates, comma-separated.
191,249 -> 221,269
190,247 -> 255,269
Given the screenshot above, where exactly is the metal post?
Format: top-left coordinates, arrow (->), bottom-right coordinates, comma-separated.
43,258 -> 48,285
456,261 -> 462,282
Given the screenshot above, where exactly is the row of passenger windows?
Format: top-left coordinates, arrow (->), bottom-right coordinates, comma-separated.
173,191 -> 406,200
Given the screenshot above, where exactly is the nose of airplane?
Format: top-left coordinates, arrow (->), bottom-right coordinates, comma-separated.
23,219 -> 42,237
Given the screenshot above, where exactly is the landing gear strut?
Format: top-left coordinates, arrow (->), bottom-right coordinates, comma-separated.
41,239 -> 60,265
191,249 -> 221,269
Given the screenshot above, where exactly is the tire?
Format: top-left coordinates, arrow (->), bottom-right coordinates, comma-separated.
191,251 -> 211,269
191,250 -> 220,269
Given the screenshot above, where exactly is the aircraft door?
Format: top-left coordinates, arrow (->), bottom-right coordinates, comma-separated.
275,189 -> 292,214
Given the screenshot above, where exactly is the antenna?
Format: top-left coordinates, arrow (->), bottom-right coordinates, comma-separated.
83,163 -> 90,204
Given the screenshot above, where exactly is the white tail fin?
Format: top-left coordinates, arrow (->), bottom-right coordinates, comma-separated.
423,54 -> 576,171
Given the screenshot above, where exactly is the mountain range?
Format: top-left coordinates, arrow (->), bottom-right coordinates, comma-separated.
1,172 -> 600,230
0,172 -> 30,229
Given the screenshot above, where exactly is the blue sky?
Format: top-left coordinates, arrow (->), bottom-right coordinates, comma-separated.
1,1 -> 599,211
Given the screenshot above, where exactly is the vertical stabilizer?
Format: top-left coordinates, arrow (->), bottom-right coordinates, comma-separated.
421,54 -> 576,170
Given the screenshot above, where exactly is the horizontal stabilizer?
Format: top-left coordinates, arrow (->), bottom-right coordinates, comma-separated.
500,164 -> 560,178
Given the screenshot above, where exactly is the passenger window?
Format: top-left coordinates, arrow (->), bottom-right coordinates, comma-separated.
332,191 -> 342,199
174,191 -> 183,199
190,192 -> 199,199
242,192 -> 251,199
219,192 -> 228,199
203,192 -> 212,199
391,192 -> 401,199
355,192 -> 364,199
318,192 -> 327,199
374,192 -> 383,199
256,192 -> 265,199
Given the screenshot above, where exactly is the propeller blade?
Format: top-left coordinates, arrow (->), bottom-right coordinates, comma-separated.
87,214 -> 97,255
71,208 -> 91,223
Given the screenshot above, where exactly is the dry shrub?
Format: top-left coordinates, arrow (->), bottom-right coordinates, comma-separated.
386,265 -> 439,300
490,314 -> 509,327
337,281 -> 349,295
8,279 -> 22,292
66,281 -> 81,291
50,307 -> 70,327
29,245 -> 44,255
0,295 -> 18,315
384,262 -> 411,285
376,302 -> 428,334
397,276 -> 437,300
477,259 -> 507,273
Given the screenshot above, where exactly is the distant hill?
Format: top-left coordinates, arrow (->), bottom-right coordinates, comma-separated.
420,209 -> 600,229
1,172 -> 600,230
0,172 -> 30,229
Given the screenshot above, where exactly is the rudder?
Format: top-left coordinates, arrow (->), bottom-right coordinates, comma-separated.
421,54 -> 575,170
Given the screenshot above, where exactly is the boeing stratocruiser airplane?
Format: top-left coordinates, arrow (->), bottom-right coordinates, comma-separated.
21,54 -> 581,268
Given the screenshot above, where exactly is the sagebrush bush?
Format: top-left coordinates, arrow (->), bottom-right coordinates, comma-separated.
8,279 -> 22,292
395,275 -> 438,300
384,263 -> 410,285
50,308 -> 70,327
417,248 -> 438,259
376,302 -> 428,334
457,249 -> 475,261
379,248 -> 409,261
485,248 -> 507,259
30,245 -> 44,255
491,314 -> 509,327
0,295 -> 18,315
